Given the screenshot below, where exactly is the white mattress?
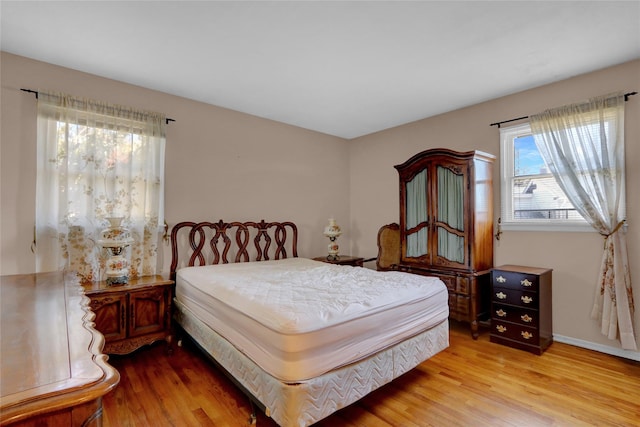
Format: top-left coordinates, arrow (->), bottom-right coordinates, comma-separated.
176,257 -> 448,382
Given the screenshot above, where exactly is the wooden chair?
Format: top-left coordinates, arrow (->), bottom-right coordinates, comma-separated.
375,223 -> 400,271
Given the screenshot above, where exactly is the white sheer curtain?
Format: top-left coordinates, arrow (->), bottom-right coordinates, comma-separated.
36,91 -> 166,282
530,92 -> 636,350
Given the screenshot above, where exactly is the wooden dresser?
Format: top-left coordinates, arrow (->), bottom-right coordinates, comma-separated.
0,272 -> 119,426
490,265 -> 553,355
82,275 -> 174,355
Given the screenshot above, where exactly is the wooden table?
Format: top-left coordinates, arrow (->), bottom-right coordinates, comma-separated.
0,272 -> 119,426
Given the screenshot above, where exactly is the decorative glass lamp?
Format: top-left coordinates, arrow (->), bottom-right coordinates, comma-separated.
98,217 -> 134,285
323,218 -> 342,261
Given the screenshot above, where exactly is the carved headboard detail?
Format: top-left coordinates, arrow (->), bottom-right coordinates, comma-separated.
170,220 -> 298,280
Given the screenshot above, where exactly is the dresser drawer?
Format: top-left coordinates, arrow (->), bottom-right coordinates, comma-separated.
456,276 -> 470,294
492,303 -> 537,327
492,320 -> 539,344
448,294 -> 472,321
441,275 -> 457,293
492,270 -> 539,292
492,287 -> 538,307
454,294 -> 470,316
437,274 -> 471,295
448,292 -> 457,310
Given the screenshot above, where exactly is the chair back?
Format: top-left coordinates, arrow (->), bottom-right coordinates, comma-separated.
376,223 -> 400,271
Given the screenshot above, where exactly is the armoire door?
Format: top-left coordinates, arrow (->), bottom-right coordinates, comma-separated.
432,161 -> 469,270
402,167 -> 430,264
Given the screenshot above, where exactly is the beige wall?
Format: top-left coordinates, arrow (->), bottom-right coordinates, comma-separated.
0,52 -> 351,274
2,51 -> 638,359
349,59 -> 640,359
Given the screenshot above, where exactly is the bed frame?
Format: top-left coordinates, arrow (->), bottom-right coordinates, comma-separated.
170,220 -> 449,427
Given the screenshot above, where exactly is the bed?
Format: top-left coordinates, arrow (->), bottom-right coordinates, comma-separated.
170,220 -> 449,427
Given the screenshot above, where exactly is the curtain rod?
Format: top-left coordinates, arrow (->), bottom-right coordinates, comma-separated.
489,91 -> 637,128
20,88 -> 175,125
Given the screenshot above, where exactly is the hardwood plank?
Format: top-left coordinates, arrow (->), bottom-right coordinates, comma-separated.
102,321 -> 640,426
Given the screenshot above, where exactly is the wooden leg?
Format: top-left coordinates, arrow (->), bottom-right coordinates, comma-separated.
165,334 -> 174,355
470,319 -> 479,340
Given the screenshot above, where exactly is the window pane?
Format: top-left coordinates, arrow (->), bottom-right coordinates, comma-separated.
514,134 -> 546,177
512,175 -> 583,221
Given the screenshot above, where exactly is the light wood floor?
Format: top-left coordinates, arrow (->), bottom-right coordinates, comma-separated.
102,321 -> 640,426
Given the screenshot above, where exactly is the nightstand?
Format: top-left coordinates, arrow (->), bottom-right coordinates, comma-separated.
82,275 -> 174,355
312,256 -> 364,267
490,265 -> 553,355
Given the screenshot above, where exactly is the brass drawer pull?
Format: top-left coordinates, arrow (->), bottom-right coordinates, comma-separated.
496,325 -> 507,333
521,295 -> 533,304
521,331 -> 533,340
496,275 -> 507,283
521,278 -> 533,287
496,291 -> 507,300
496,309 -> 507,317
521,314 -> 533,323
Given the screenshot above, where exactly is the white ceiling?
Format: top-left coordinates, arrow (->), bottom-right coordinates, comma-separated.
2,1 -> 639,139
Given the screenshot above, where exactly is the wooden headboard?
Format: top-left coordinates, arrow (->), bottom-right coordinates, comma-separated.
170,220 -> 298,280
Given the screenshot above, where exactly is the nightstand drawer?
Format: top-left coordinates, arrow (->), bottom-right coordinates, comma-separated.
492,287 -> 538,307
492,320 -> 539,344
492,270 -> 539,292
492,303 -> 537,327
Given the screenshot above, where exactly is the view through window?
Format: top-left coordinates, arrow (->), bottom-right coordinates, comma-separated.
500,123 -> 588,231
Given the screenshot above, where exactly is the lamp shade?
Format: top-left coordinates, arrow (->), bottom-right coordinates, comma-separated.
323,218 -> 342,238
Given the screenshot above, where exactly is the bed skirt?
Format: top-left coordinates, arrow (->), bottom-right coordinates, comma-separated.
174,298 -> 449,427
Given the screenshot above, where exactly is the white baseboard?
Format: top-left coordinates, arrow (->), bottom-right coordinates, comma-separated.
553,334 -> 640,361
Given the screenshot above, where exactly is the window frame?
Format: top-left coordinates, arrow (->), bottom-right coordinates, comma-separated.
499,122 -> 592,233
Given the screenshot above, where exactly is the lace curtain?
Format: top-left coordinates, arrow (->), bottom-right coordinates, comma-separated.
530,92 -> 636,350
35,92 -> 166,282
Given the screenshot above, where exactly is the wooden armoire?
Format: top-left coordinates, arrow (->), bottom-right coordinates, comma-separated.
394,148 -> 495,338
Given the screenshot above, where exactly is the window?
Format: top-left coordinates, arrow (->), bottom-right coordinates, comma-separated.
499,123 -> 589,231
35,92 -> 166,281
